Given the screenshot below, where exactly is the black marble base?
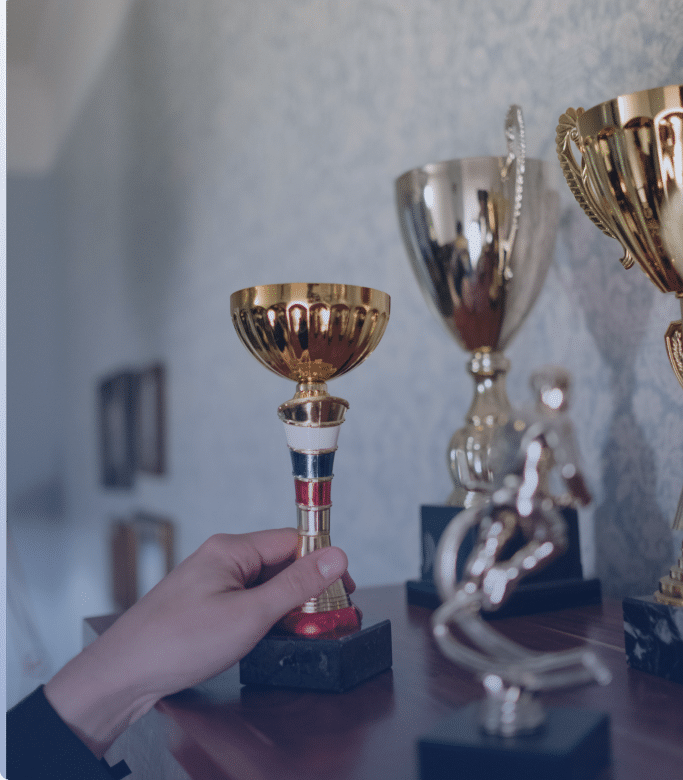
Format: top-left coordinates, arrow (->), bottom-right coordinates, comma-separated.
418,703 -> 611,780
407,504 -> 602,617
623,595 -> 683,684
406,576 -> 602,617
418,504 -> 585,583
239,617 -> 392,692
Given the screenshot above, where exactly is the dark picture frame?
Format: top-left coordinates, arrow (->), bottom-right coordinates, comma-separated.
136,363 -> 166,475
99,371 -> 138,489
111,513 -> 175,610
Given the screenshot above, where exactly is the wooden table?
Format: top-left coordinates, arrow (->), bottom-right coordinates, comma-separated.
92,585 -> 683,780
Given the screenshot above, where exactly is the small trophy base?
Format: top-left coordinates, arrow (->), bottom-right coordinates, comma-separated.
239,617 -> 392,692
407,505 -> 602,616
623,595 -> 683,684
418,703 -> 611,780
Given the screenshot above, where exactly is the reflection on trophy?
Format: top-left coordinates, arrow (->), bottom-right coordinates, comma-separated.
396,106 -> 559,508
557,85 -> 683,683
419,367 -> 611,779
230,283 -> 393,691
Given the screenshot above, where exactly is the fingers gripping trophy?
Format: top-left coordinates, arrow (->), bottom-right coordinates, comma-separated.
419,368 -> 612,778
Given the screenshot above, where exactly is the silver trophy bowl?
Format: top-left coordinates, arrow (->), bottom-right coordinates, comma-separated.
395,110 -> 559,506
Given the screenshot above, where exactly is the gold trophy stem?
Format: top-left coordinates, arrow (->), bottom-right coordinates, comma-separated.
655,548 -> 683,606
231,284 -> 389,637
279,381 -> 353,615
664,296 -> 683,389
655,481 -> 683,606
295,505 -> 351,614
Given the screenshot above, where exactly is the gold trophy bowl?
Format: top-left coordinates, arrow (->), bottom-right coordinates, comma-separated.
231,283 -> 391,385
231,283 -> 390,639
556,86 -> 683,620
556,84 -> 683,388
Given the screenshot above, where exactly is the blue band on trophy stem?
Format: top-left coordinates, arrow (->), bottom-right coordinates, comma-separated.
290,450 -> 335,479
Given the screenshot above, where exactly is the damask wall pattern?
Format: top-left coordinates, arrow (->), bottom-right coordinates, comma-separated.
50,0 -> 683,599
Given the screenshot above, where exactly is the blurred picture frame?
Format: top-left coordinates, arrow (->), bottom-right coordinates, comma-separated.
99,371 -> 138,489
111,513 -> 175,611
136,363 -> 166,475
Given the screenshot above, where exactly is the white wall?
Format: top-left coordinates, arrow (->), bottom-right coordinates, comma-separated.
8,0 -> 683,692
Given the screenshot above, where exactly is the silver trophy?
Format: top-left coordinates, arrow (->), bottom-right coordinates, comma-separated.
418,368 -> 612,778
396,107 -> 559,507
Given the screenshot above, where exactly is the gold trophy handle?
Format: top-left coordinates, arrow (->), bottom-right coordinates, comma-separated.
665,318 -> 683,389
556,108 -> 635,270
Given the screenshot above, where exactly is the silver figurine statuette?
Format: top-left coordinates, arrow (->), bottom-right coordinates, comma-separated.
431,367 -> 611,737
396,106 -> 559,507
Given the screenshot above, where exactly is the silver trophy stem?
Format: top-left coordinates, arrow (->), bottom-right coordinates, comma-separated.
447,350 -> 512,507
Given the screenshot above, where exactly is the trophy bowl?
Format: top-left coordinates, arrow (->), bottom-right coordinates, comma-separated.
231,283 -> 390,385
396,119 -> 559,506
230,283 -> 390,640
556,83 -> 683,388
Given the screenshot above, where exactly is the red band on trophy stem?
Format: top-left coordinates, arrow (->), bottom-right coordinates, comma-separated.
295,479 -> 332,506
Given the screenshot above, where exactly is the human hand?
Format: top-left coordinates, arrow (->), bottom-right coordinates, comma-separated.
44,528 -> 354,758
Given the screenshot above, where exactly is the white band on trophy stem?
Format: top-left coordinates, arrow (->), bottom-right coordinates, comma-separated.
282,422 -> 341,452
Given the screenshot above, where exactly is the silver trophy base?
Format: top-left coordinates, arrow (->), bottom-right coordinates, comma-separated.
418,703 -> 610,780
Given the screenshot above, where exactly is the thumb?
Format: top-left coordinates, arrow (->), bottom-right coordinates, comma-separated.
254,546 -> 349,623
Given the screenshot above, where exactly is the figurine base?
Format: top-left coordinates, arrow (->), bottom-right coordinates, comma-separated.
409,504 -> 601,617
406,577 -> 602,617
418,703 -> 610,780
239,617 -> 392,692
623,595 -> 683,684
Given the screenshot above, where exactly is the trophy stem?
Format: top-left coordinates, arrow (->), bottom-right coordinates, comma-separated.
295,505 -> 350,613
447,350 -> 512,507
664,297 -> 683,389
277,381 -> 361,638
654,482 -> 683,606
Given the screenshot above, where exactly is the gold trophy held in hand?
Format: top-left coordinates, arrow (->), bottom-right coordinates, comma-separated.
231,283 -> 393,692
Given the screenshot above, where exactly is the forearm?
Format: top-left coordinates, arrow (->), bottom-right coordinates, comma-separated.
43,641 -> 158,759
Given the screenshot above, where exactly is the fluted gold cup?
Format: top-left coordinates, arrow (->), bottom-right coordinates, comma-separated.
231,283 -> 390,638
556,85 -> 683,611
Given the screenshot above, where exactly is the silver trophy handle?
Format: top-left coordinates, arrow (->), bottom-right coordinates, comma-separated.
500,104 -> 526,280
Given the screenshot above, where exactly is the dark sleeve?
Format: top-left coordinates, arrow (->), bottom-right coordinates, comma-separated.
6,686 -> 131,780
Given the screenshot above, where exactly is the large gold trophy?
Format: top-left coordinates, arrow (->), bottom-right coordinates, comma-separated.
557,84 -> 683,683
395,106 -> 558,508
396,108 -> 600,616
230,283 -> 393,691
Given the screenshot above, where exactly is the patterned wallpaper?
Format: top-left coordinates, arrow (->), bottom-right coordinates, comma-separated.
47,0 -> 683,599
